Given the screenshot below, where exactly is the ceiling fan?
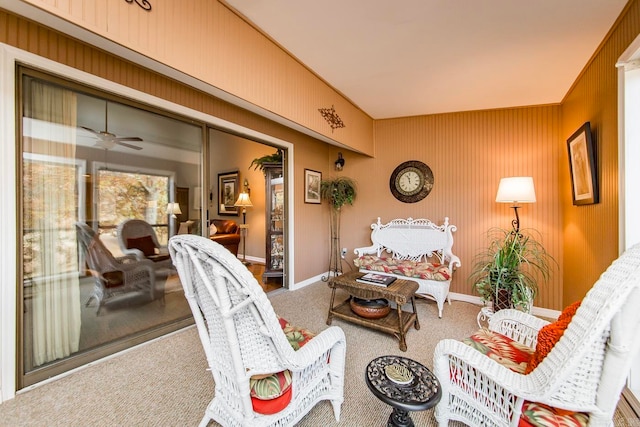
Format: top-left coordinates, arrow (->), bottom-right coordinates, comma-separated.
80,101 -> 143,150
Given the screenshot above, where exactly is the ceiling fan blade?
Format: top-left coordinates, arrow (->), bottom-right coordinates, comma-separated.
117,141 -> 143,150
113,136 -> 143,142
80,126 -> 101,136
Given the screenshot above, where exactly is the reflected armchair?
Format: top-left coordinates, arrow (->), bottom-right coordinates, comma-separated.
75,222 -> 156,314
117,219 -> 173,269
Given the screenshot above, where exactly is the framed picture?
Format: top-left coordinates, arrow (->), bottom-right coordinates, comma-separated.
567,122 -> 599,205
304,169 -> 322,204
218,171 -> 239,215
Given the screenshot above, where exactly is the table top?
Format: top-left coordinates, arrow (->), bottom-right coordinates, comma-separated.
329,271 -> 418,302
365,355 -> 441,412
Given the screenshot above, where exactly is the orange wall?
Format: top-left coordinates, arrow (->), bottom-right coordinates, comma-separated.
16,0 -> 375,154
336,107 -> 564,309
560,0 -> 640,305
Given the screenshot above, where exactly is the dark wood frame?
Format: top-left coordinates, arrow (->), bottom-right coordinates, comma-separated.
304,169 -> 322,204
567,122 -> 598,205
218,171 -> 239,216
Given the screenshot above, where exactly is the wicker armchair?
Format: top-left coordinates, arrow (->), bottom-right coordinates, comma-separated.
117,219 -> 173,269
433,243 -> 640,427
75,222 -> 156,314
168,235 -> 346,427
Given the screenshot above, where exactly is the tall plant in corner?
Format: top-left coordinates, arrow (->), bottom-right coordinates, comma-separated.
320,176 -> 357,281
469,227 -> 555,312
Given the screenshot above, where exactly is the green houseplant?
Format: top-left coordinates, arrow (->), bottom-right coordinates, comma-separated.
470,227 -> 555,311
320,176 -> 357,280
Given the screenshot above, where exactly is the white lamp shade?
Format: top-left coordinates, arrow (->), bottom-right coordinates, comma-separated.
234,192 -> 253,208
495,177 -> 536,203
167,202 -> 182,215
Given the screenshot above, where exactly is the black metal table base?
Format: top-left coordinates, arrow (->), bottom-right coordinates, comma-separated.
388,407 -> 414,427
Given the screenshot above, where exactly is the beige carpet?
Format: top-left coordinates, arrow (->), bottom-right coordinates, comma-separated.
0,282 -> 630,426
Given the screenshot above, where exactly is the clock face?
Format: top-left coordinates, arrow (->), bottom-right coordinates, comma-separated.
389,161 -> 434,203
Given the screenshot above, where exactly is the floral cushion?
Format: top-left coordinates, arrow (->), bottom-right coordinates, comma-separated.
353,255 -> 451,281
463,328 -> 534,374
250,316 -> 316,415
464,328 -> 588,427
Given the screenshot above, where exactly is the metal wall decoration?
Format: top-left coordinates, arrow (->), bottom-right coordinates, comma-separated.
318,105 -> 345,132
125,0 -> 152,11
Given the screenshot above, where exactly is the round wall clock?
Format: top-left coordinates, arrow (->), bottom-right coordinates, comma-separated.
389,160 -> 434,203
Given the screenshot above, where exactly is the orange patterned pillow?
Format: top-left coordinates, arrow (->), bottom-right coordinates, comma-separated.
525,300 -> 581,374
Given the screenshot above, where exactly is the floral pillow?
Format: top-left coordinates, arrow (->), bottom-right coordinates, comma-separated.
249,316 -> 316,415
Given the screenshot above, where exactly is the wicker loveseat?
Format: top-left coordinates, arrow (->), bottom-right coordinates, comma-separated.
354,217 -> 460,318
210,219 -> 241,257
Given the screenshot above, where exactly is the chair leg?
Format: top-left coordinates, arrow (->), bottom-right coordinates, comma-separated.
331,400 -> 342,422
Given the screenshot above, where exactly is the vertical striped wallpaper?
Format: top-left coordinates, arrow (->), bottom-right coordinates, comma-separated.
560,0 -> 640,306
18,0 -> 375,154
336,106 -> 563,309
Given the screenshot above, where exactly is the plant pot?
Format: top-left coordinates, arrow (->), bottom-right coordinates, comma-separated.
494,288 -> 512,311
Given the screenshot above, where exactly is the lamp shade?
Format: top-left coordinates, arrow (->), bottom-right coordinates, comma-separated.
495,177 -> 536,203
234,192 -> 253,208
167,202 -> 182,216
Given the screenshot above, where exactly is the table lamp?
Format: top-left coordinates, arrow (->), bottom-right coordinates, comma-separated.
234,192 -> 253,264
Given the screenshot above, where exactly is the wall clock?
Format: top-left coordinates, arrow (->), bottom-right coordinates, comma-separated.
389,160 -> 434,203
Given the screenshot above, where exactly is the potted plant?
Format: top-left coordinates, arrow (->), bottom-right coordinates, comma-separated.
320,177 -> 357,280
249,149 -> 283,172
469,227 -> 555,312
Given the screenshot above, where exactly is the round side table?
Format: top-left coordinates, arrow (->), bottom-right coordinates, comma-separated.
365,355 -> 441,427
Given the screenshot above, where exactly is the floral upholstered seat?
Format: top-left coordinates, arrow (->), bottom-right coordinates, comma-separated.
354,255 -> 451,281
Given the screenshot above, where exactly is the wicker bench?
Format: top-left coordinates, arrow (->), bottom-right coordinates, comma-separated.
353,217 -> 460,318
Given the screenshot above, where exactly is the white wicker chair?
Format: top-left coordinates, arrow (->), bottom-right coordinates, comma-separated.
76,222 -> 156,314
168,235 -> 347,427
433,242 -> 640,427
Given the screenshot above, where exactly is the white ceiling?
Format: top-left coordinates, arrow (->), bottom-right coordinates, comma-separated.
224,0 -> 628,119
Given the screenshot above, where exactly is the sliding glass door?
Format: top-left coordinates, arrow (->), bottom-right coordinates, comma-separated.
18,69 -> 204,387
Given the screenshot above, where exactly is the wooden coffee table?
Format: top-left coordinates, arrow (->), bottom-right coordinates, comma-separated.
326,271 -> 420,351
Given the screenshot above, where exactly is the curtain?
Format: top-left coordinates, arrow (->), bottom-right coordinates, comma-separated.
23,79 -> 82,367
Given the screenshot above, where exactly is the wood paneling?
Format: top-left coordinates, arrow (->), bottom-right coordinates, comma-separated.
560,0 -> 640,306
18,0 -> 375,154
338,106 -> 563,309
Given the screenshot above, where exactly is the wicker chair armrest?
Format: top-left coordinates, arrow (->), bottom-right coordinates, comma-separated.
435,338 -> 540,394
288,326 -> 346,370
115,253 -> 143,263
488,309 -> 550,348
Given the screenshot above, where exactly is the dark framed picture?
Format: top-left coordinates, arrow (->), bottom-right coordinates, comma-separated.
304,169 -> 322,204
218,171 -> 239,215
567,122 -> 598,205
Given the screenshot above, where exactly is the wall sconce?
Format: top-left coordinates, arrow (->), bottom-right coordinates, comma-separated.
334,152 -> 345,171
243,178 -> 250,195
495,176 -> 536,233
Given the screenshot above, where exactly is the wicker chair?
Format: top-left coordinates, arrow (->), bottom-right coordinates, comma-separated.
168,235 -> 346,427
75,222 -> 156,314
433,243 -> 640,427
117,219 -> 174,269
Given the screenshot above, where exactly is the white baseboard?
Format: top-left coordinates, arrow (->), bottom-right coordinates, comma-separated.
447,292 -> 560,319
